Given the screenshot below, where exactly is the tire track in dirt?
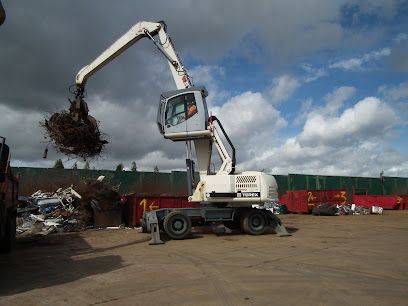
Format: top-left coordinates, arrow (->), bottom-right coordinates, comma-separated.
168,247 -> 253,306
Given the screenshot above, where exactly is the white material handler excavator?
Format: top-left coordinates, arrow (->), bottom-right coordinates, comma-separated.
72,21 -> 290,243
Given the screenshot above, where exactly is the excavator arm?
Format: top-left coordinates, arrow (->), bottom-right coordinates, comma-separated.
71,21 -> 193,124
75,21 -> 192,91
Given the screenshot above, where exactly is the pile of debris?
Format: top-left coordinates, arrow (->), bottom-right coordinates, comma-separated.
41,111 -> 108,159
253,203 -> 288,215
17,177 -> 122,236
312,203 -> 384,216
76,178 -> 121,212
17,187 -> 87,236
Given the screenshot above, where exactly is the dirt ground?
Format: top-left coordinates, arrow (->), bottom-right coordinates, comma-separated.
1,211 -> 407,306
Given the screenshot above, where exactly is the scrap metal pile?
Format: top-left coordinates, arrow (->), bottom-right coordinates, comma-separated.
16,178 -> 121,236
312,203 -> 383,216
41,88 -> 108,159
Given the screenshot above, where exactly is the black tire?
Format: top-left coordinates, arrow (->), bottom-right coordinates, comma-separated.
163,211 -> 192,240
240,210 -> 267,235
0,210 -> 16,254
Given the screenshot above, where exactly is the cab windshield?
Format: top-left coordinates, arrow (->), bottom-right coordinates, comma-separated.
165,93 -> 197,126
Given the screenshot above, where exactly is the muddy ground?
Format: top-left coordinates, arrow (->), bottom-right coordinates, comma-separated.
1,211 -> 407,306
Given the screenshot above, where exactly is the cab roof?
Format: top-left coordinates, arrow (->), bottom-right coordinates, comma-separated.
161,86 -> 208,99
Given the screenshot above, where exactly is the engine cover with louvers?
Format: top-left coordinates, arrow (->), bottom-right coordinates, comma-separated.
197,171 -> 279,206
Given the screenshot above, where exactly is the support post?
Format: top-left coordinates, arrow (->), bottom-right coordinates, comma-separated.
147,212 -> 164,245
264,210 -> 291,237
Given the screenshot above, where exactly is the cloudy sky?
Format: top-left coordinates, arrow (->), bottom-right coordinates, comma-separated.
1,0 -> 407,176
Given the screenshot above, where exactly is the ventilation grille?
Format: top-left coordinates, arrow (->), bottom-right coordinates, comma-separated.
236,175 -> 257,183
235,175 -> 258,190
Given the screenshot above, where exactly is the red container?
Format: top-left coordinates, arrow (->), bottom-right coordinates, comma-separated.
279,189 -> 348,213
401,196 -> 408,210
352,195 -> 403,210
124,194 -> 199,226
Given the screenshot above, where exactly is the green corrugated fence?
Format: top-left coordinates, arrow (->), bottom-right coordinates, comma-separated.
12,167 -> 189,196
11,167 -> 408,197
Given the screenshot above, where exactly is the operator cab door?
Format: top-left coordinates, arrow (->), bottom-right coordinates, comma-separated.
157,87 -> 210,141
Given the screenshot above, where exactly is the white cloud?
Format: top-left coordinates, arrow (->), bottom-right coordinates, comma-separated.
301,64 -> 328,83
293,98 -> 314,127
299,97 -> 397,146
378,81 -> 408,102
189,65 -> 229,108
329,48 -> 391,71
299,46 -> 393,82
267,75 -> 299,104
266,143 -> 408,177
292,87 -> 355,127
321,86 -> 356,115
239,94 -> 406,176
385,160 -> 408,176
211,91 -> 286,139
210,90 -> 287,165
135,151 -> 185,171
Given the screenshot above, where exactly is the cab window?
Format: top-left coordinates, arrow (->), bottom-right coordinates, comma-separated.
165,93 -> 197,126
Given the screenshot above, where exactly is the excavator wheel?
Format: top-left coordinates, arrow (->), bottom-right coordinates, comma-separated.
163,211 -> 192,240
240,209 -> 267,235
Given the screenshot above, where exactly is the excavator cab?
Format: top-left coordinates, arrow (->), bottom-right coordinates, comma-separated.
157,86 -> 210,141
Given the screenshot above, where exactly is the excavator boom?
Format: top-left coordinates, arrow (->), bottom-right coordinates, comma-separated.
75,21 -> 192,89
71,21 -> 193,126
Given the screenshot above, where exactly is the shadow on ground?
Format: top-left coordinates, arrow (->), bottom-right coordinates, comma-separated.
0,233 -> 125,296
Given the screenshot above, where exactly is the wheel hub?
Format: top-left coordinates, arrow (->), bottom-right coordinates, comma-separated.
173,219 -> 184,231
251,217 -> 262,227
